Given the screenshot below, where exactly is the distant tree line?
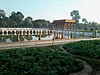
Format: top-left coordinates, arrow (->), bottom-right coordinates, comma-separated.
79,21 -> 100,31
0,9 -> 100,30
0,9 -> 51,28
70,10 -> 100,31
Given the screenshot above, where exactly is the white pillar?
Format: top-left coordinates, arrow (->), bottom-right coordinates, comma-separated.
21,30 -> 23,35
14,30 -> 17,35
6,30 -> 8,35
25,30 -> 27,35
46,30 -> 48,34
2,31 -> 4,35
35,30 -> 37,35
37,30 -> 39,34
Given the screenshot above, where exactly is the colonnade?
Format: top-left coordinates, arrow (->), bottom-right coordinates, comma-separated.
0,28 -> 52,36
0,28 -> 52,41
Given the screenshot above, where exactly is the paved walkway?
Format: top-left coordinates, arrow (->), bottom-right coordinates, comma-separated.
0,38 -> 100,50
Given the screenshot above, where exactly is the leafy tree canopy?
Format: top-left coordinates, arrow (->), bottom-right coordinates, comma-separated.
70,10 -> 80,23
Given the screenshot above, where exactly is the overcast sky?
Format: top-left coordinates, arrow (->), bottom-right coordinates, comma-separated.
0,0 -> 100,23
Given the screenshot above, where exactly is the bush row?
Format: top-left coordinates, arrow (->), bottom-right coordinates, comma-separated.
0,47 -> 84,75
63,40 -> 100,59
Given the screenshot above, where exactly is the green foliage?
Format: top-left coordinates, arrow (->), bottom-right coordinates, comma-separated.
63,40 -> 100,59
0,47 -> 84,75
0,9 -> 6,19
82,18 -> 88,24
24,16 -> 33,28
10,11 -> 24,27
70,10 -> 80,23
78,21 -> 100,30
0,9 -> 51,28
33,19 -> 50,28
90,28 -> 94,31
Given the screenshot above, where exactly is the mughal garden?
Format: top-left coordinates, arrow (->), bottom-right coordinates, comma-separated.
0,9 -> 100,75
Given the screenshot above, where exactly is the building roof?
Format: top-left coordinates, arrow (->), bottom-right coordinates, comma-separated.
52,19 -> 76,24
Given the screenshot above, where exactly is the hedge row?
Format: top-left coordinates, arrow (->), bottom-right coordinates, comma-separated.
63,40 -> 100,59
0,47 -> 84,75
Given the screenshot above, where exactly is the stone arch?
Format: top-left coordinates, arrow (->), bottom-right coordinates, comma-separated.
27,31 -> 29,35
4,31 -> 7,35
12,31 -> 15,35
30,30 -> 32,35
50,30 -> 52,33
23,30 -> 26,35
33,30 -> 35,34
39,30 -> 41,34
36,30 -> 38,34
8,31 -> 11,35
42,30 -> 45,34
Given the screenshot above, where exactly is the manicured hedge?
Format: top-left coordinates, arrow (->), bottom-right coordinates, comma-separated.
0,47 -> 84,75
63,40 -> 100,59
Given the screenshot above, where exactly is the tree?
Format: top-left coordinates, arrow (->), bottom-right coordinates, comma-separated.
24,16 -> 33,27
90,22 -> 98,30
33,19 -> 50,28
34,20 -> 42,28
0,9 -> 6,19
9,20 -> 17,28
0,16 -> 10,28
10,11 -> 24,27
0,21 -> 7,27
82,18 -> 88,24
70,10 -> 80,24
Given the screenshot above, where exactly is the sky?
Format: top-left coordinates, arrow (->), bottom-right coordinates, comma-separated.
0,0 -> 100,23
